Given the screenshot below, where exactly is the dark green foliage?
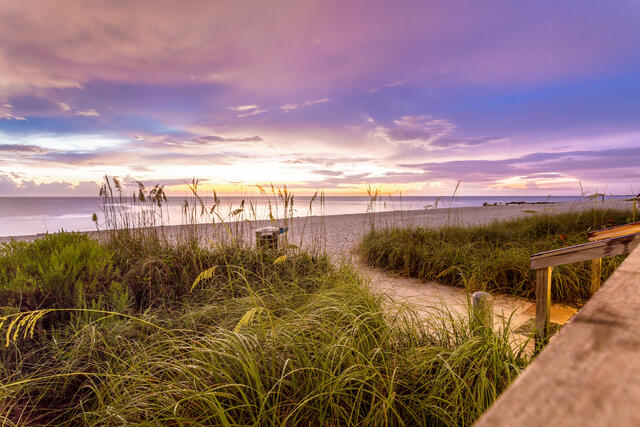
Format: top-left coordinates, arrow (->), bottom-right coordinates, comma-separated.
104,232 -> 327,309
360,209 -> 632,305
0,233 -> 119,311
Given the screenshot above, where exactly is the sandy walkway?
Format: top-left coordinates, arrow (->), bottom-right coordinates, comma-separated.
3,199 -> 632,334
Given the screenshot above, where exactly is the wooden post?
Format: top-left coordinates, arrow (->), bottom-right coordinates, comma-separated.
535,266 -> 553,350
590,258 -> 602,295
472,291 -> 493,332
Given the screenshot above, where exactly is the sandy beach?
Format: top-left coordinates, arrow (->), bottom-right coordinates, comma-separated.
2,199 -> 633,253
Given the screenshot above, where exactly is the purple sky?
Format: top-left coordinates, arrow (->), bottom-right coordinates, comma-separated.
0,0 -> 639,196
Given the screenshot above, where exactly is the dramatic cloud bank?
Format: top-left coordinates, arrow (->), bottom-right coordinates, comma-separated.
0,0 -> 639,195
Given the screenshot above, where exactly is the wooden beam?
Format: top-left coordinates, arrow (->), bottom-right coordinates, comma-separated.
535,267 -> 553,350
588,221 -> 640,242
590,258 -> 602,295
531,233 -> 640,269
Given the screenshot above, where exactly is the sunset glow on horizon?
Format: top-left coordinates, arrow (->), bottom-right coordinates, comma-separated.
1,1 -> 639,196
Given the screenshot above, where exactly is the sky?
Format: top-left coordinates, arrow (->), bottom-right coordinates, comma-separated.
0,0 -> 639,196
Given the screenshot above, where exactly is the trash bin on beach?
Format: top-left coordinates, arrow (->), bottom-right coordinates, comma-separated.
255,226 -> 281,249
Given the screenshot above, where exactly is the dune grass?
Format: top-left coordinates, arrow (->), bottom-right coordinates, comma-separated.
0,246 -> 528,426
360,208 -> 634,305
0,239 -> 527,425
0,177 -> 531,425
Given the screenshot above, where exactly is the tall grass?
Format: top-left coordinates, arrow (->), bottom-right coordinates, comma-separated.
0,176 -> 531,425
1,265 -> 527,426
0,177 -> 329,315
360,209 -> 634,305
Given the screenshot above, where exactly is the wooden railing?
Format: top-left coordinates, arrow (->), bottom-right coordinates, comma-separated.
475,243 -> 640,426
531,221 -> 640,348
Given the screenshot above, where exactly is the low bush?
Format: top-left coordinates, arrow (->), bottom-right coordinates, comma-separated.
0,233 -> 120,312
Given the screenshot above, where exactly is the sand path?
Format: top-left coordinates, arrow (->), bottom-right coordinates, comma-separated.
305,199 -> 631,332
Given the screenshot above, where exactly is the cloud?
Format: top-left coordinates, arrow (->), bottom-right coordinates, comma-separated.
306,172 -> 372,187
372,115 -> 505,156
286,156 -> 373,167
1,101 -> 26,120
74,109 -> 99,117
296,146 -> 640,191
122,175 -> 206,188
134,133 -> 264,149
429,136 -> 507,148
279,97 -> 330,112
26,150 -> 227,172
280,104 -> 299,111
0,2 -> 638,194
388,115 -> 456,142
522,172 -> 563,179
0,143 -> 46,153
310,169 -> 345,177
227,105 -> 259,111
398,146 -> 640,184
305,98 -> 330,106
368,80 -> 404,94
237,108 -> 268,118
1,113 -> 26,120
194,135 -> 263,143
0,1 -> 638,103
0,173 -> 99,196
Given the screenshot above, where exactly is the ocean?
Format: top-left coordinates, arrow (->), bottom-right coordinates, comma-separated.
0,195 -> 631,237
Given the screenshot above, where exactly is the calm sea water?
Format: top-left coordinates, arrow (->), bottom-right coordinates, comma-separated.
0,195 -> 630,237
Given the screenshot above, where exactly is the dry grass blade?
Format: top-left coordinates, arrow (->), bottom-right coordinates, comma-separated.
233,307 -> 268,333
191,266 -> 217,292
273,255 -> 287,265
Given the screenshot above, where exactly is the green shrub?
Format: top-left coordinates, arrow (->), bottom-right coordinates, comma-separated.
0,233 -> 118,311
360,209 -> 632,305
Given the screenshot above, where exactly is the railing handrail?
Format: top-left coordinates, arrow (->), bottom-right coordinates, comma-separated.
530,232 -> 640,269
530,231 -> 640,349
588,220 -> 640,241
